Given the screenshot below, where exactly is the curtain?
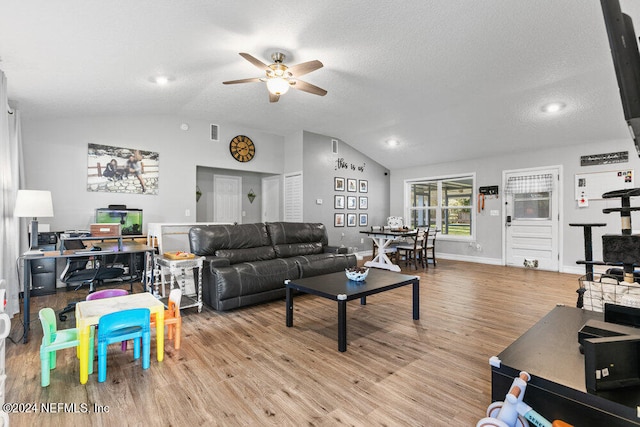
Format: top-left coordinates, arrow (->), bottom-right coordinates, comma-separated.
0,69 -> 23,317
505,174 -> 554,194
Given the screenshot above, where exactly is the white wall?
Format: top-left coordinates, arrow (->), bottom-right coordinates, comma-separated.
390,138 -> 640,273
21,115 -> 285,233
196,166 -> 275,223
302,131 -> 390,252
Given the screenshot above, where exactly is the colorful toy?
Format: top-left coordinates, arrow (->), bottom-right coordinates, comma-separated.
477,371 -> 573,427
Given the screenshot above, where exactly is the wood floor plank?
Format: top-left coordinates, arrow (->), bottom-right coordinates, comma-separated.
5,259 -> 580,426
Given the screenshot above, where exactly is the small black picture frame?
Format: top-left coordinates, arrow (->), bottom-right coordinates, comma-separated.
347,213 -> 357,227
359,213 -> 368,227
359,196 -> 368,210
359,179 -> 368,193
347,178 -> 357,192
334,195 -> 345,209
347,196 -> 357,210
334,213 -> 345,227
334,177 -> 345,191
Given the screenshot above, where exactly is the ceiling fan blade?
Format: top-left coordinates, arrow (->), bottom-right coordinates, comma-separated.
269,92 -> 280,103
288,60 -> 323,77
291,79 -> 327,96
222,77 -> 262,85
239,52 -> 269,71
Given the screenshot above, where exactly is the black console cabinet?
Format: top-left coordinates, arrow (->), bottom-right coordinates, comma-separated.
491,306 -> 640,426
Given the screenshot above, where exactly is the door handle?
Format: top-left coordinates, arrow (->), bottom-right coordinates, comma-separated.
506,215 -> 512,227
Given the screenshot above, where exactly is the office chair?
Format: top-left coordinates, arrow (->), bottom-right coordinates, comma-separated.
58,257 -> 125,321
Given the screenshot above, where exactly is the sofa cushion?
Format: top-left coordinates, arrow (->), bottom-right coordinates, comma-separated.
273,242 -> 323,258
212,258 -> 300,301
294,253 -> 357,278
266,222 -> 329,246
215,246 -> 276,265
189,223 -> 272,256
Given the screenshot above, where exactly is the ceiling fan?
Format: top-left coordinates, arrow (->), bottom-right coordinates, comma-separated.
223,52 -> 327,103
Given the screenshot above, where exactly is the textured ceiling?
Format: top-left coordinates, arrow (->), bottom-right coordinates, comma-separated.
0,0 -> 637,169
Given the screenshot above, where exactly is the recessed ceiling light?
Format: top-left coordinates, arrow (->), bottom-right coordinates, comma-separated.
386,139 -> 399,147
154,76 -> 170,85
541,102 -> 566,113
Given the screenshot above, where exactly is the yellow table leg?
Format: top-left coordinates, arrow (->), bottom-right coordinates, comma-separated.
156,310 -> 164,362
79,325 -> 90,384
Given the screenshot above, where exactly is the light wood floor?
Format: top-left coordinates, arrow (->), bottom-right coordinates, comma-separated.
5,259 -> 580,426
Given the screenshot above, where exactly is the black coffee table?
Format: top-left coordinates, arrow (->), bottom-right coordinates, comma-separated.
285,268 -> 420,352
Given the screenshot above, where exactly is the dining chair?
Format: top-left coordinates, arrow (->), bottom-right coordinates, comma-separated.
96,308 -> 151,383
424,228 -> 438,267
394,228 -> 426,269
86,289 -> 129,352
150,288 -> 182,350
39,307 -> 94,387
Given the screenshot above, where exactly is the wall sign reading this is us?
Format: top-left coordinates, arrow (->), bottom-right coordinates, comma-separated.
335,158 -> 366,172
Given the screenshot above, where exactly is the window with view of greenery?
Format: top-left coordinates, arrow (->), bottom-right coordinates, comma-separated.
406,176 -> 474,238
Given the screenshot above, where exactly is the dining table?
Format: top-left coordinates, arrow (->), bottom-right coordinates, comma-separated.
360,228 -> 417,272
75,292 -> 165,384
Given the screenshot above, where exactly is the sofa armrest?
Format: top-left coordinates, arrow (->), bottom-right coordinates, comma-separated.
204,256 -> 231,269
324,245 -> 348,254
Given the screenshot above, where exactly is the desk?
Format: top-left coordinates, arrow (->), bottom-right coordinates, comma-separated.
75,292 -> 164,384
491,305 -> 640,425
360,229 -> 416,272
21,241 -> 155,343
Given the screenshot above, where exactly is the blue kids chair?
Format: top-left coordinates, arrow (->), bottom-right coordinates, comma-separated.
39,307 -> 94,387
96,308 -> 150,383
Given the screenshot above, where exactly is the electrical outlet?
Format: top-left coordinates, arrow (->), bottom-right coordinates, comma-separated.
185,209 -> 190,217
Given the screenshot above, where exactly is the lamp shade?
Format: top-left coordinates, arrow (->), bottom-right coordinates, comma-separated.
14,190 -> 54,218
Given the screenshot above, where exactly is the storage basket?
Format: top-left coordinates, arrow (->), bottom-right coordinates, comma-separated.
579,274 -> 640,312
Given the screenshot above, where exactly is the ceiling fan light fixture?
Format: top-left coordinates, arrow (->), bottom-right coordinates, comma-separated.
267,77 -> 290,95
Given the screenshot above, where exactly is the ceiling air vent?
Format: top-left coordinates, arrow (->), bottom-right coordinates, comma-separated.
210,124 -> 219,142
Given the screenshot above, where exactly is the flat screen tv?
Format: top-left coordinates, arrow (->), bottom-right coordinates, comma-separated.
600,0 -> 640,154
95,208 -> 143,236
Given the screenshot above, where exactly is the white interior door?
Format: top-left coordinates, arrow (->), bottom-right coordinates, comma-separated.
213,174 -> 242,224
262,175 -> 281,223
504,167 -> 561,271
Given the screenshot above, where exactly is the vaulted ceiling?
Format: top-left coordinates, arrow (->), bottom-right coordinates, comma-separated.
0,1 -> 638,169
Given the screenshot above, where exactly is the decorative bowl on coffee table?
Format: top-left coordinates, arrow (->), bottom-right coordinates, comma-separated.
345,267 -> 369,281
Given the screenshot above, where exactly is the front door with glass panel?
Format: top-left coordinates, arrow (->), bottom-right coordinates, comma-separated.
504,168 -> 560,271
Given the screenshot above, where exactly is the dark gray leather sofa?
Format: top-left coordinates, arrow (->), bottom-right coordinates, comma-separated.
189,222 -> 357,310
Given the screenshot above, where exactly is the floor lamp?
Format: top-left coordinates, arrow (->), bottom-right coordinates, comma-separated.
14,190 -> 54,256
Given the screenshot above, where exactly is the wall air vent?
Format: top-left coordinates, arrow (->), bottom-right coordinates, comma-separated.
331,139 -> 339,154
210,124 -> 219,142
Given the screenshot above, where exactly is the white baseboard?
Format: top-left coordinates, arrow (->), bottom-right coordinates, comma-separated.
561,264 -> 612,276
355,250 -> 602,275
435,253 -> 503,265
354,250 -> 502,266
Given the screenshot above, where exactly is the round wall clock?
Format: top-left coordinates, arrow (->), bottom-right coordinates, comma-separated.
229,135 -> 255,162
